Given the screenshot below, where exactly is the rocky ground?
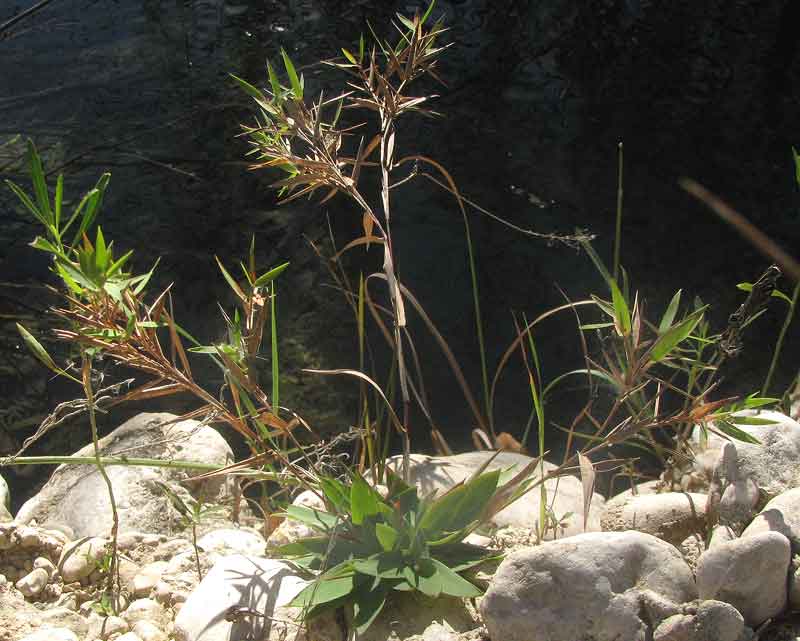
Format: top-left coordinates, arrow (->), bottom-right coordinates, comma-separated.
4,409 -> 800,640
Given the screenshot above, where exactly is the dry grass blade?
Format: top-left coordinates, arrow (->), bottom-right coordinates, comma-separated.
577,452 -> 596,532
302,367 -> 406,435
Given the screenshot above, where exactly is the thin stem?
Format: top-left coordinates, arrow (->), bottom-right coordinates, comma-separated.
192,522 -> 202,581
82,350 -> 120,614
763,280 -> 800,395
613,142 -> 624,283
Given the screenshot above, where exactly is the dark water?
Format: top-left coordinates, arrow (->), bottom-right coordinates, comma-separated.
1,0 -> 798,507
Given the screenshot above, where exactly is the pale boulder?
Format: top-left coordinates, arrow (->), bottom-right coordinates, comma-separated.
385,452 -> 605,537
601,492 -> 707,547
174,554 -> 342,641
696,531 -> 790,625
15,412 -> 234,538
480,530 -> 696,641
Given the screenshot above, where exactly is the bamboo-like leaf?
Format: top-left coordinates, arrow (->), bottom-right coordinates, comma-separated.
712,420 -> 761,445
270,280 -> 279,412
342,48 -> 357,65
54,173 -> 63,229
649,306 -> 707,363
6,180 -> 49,228
421,0 -> 436,25
215,256 -> 246,300
229,73 -> 269,108
253,261 -> 290,287
27,139 -> 53,226
281,48 -> 303,99
658,290 -> 682,333
16,323 -> 80,383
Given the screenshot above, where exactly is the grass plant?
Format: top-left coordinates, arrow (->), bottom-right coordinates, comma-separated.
2,3 -> 798,637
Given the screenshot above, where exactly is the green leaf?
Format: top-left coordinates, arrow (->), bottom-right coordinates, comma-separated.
431,542 -> 499,572
267,59 -> 282,102
793,146 -> 800,186
610,279 -> 631,335
281,49 -> 303,99
29,236 -> 65,258
6,180 -> 49,228
350,475 -> 382,525
429,559 -> 481,598
419,470 -> 500,538
713,420 -> 762,445
283,504 -> 339,532
728,415 -> 779,426
253,261 -> 289,287
319,477 -> 350,513
70,173 -> 111,247
741,395 -> 780,409
396,13 -> 416,32
579,322 -> 615,330
107,249 -> 133,278
95,227 -> 108,271
132,258 -> 160,295
291,572 -> 355,609
375,523 -> 399,551
658,290 -> 682,333
421,0 -> 436,25
359,33 -> 365,63
341,48 -> 357,65
352,584 -> 387,636
215,256 -> 245,300
737,282 -> 792,304
229,73 -> 268,106
16,323 -> 58,373
54,173 -> 63,229
27,140 -> 53,226
649,306 -> 707,363
353,552 -> 405,579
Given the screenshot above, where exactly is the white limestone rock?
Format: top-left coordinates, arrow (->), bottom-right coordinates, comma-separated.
174,554 -> 342,641
15,412 -> 235,538
601,492 -> 708,547
696,531 -> 790,625
652,599 -> 744,641
480,530 -> 696,641
59,537 -> 108,583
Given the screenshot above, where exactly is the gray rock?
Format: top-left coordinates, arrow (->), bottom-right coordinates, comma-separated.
132,620 -> 168,641
0,473 -> 9,510
652,600 -> 743,641
385,452 -> 606,537
695,411 -> 800,501
696,531 -> 790,625
15,412 -> 234,538
480,530 -> 697,641
601,492 -> 708,547
174,554 -> 342,641
0,474 -> 10,522
742,487 -> 800,550
59,536 -> 108,583
123,599 -> 168,628
15,567 -> 49,598
131,561 -> 169,598
196,528 -> 266,559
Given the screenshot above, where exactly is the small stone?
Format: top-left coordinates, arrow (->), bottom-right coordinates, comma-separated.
99,615 -> 130,639
132,620 -> 167,641
34,556 -> 57,579
19,526 -> 43,547
16,567 -> 50,598
123,598 -> 168,627
59,537 -> 108,583
131,561 -> 168,598
114,633 -> 143,641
